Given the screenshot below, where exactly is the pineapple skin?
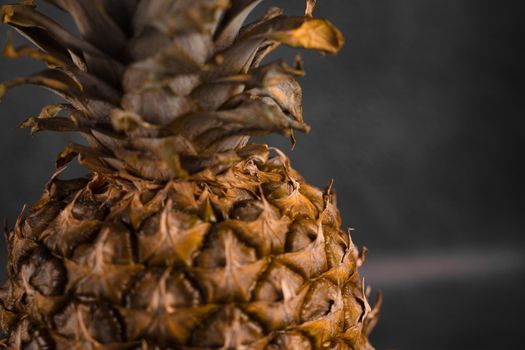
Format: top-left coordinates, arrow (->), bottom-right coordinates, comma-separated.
0,144 -> 378,349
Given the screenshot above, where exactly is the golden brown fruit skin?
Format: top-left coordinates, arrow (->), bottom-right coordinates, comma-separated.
0,145 -> 378,349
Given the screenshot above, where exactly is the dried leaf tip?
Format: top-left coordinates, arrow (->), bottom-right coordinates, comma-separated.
0,5 -> 16,24
3,32 -> 64,67
3,32 -> 14,57
267,17 -> 344,54
305,0 -> 317,17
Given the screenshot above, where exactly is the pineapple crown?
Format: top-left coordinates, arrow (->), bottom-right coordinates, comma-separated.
0,0 -> 343,181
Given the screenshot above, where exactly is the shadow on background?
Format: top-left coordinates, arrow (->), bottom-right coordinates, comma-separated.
1,1 -> 524,349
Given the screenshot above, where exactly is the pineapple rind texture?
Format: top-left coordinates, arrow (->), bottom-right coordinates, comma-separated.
0,0 -> 379,348
1,145 -> 378,349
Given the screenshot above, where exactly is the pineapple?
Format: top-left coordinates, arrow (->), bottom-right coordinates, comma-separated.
0,0 -> 380,349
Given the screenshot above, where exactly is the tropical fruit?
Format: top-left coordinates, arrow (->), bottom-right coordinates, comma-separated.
0,1 -> 380,349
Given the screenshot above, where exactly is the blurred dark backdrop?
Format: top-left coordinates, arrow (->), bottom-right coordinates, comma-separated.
1,1 -> 524,349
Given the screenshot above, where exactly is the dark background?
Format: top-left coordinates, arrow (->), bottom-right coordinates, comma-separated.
1,1 -> 524,349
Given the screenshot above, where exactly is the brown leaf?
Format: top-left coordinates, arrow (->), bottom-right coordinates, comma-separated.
46,0 -> 128,58
305,0 -> 317,17
134,0 -> 225,36
3,24 -> 74,67
0,69 -> 82,101
122,89 -> 196,125
98,0 -> 138,34
243,60 -> 305,122
242,15 -> 344,54
166,98 -> 309,153
112,148 -> 180,181
1,4 -> 106,57
19,115 -> 82,135
3,32 -> 66,67
56,143 -> 114,174
192,82 -> 245,111
215,0 -> 263,50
